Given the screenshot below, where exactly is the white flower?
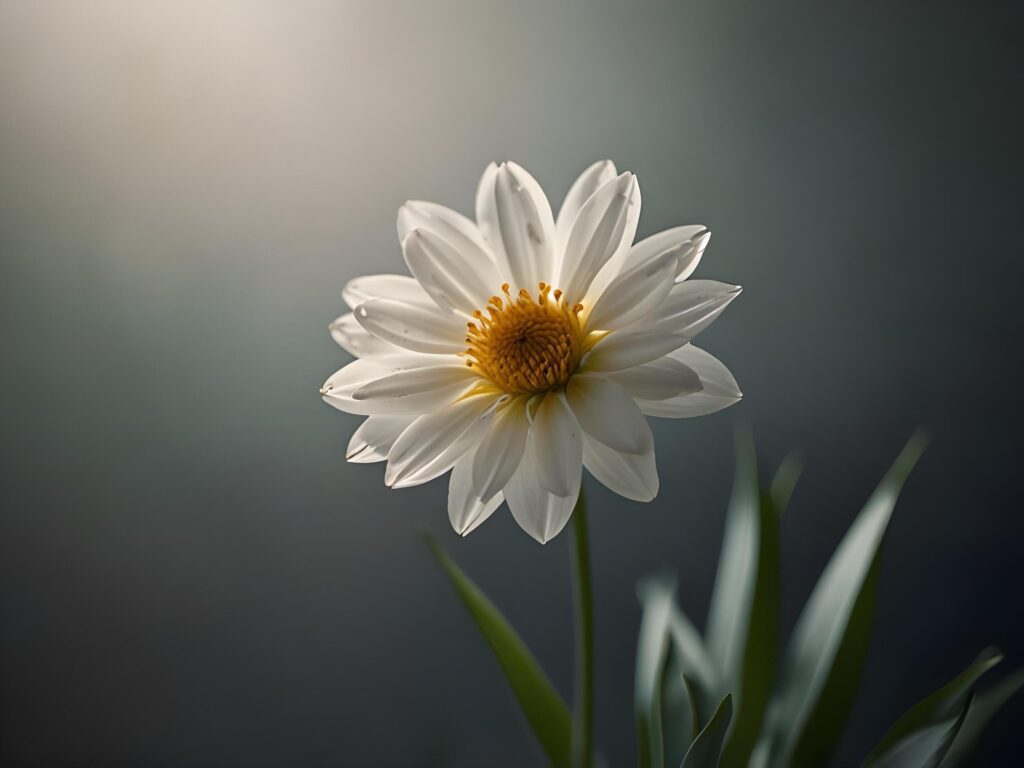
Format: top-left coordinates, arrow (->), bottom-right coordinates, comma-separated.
322,160 -> 741,543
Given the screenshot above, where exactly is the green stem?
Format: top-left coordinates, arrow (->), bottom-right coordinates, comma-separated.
571,489 -> 593,768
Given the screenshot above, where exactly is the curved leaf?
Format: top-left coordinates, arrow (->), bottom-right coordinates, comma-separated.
424,535 -> 572,768
870,696 -> 972,768
636,578 -> 676,768
705,427 -> 781,766
941,666 -> 1024,766
864,647 -> 1002,765
681,694 -> 734,768
758,433 -> 927,768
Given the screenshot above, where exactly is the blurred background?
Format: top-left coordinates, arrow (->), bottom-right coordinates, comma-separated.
1,1 -> 1021,765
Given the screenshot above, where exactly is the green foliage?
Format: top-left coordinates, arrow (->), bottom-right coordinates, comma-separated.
424,534 -> 572,768
681,694 -> 734,768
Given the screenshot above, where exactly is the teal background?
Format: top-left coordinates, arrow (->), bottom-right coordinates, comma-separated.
1,1 -> 1021,765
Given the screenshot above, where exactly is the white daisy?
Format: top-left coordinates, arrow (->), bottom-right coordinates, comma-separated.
322,160 -> 741,543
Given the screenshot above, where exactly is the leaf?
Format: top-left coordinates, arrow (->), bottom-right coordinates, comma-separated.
770,452 -> 804,513
636,577 -> 677,768
705,427 -> 781,767
863,647 -> 1002,765
757,432 -> 927,768
661,649 -> 696,766
424,534 -> 572,768
941,666 -> 1024,766
869,695 -> 972,768
680,694 -> 734,768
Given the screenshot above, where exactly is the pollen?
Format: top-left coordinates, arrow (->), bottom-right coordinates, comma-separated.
465,282 -> 587,395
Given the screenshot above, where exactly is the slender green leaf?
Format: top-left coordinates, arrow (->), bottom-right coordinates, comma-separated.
770,452 -> 804,513
864,647 -> 1002,765
705,427 -> 781,767
681,694 -> 734,768
870,696 -> 972,768
758,433 -> 927,768
662,649 -> 696,766
636,577 -> 676,768
424,535 -> 571,768
941,666 -> 1024,766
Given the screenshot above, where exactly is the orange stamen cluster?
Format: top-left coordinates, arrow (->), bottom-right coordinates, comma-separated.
465,283 -> 585,395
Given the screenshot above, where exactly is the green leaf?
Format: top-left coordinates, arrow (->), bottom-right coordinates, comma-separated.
770,452 -> 804,513
941,666 -> 1024,766
661,649 -> 696,766
636,577 -> 677,768
705,427 -> 781,767
757,432 -> 927,768
680,694 -> 734,768
869,696 -> 972,768
424,535 -> 572,768
864,647 -> 1002,766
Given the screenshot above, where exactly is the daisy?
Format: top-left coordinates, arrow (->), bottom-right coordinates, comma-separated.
322,160 -> 741,543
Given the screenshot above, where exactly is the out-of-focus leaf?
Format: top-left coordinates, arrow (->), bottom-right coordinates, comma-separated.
941,666 -> 1024,766
424,535 -> 571,768
770,452 -> 804,513
662,647 -> 695,766
705,427 -> 781,767
681,694 -> 734,768
863,647 -> 1002,766
668,604 -> 720,697
636,577 -> 676,768
869,696 -> 971,768
757,433 -> 927,768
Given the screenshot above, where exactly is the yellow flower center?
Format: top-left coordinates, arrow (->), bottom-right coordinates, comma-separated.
465,283 -> 588,395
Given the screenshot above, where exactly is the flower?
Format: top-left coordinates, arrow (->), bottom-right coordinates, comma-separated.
322,160 -> 741,543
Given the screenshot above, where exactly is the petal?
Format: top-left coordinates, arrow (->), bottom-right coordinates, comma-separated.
349,365 -> 479,414
582,433 -> 658,502
639,280 -> 741,337
471,396 -> 530,501
396,200 -> 493,266
385,392 -> 501,488
603,356 -> 702,400
530,391 -> 583,497
582,331 -> 689,372
355,298 -> 465,354
329,313 -> 455,366
585,249 -> 677,331
567,374 -> 653,454
321,359 -> 395,415
402,228 -> 501,313
558,173 -> 640,304
555,159 -> 617,259
347,415 -> 416,463
504,436 -> 580,544
623,225 -> 710,284
448,457 -> 504,536
637,345 -> 742,418
342,274 -> 433,310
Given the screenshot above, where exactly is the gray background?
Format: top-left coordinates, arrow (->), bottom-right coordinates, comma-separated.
1,1 -> 1021,765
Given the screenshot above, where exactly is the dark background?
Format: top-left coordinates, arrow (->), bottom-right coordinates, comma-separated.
2,1 -> 1022,765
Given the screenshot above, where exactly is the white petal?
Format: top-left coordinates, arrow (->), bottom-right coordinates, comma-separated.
579,176 -> 643,305
397,200 -> 494,267
321,359 -> 395,415
448,457 -> 504,536
603,356 -> 702,400
402,229 -> 501,314
504,436 -> 579,544
347,415 -> 416,463
582,331 -> 689,372
355,298 -> 465,354
623,225 -> 710,284
585,250 -> 677,331
343,274 -> 433,310
385,393 -> 501,488
497,162 -> 556,289
471,397 -> 529,502
555,160 -> 617,259
530,391 -> 583,497
329,313 -> 456,366
558,173 -> 640,304
347,365 -> 479,414
567,374 -> 652,454
639,280 -> 741,337
637,345 -> 742,418
582,433 -> 658,502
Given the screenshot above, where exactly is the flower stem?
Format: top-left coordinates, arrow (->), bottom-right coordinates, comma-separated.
571,489 -> 593,768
